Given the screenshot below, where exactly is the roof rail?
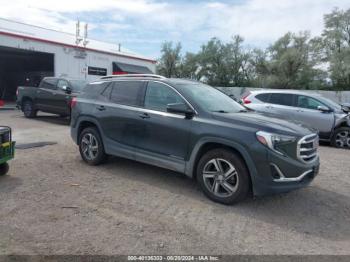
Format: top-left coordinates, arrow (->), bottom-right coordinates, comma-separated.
100,74 -> 166,80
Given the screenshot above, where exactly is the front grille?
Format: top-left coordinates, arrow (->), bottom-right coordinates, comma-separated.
297,134 -> 319,163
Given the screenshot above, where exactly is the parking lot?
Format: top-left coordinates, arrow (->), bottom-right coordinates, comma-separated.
0,109 -> 350,255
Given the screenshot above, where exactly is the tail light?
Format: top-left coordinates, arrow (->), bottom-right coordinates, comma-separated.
241,94 -> 251,104
70,97 -> 77,108
0,100 -> 4,107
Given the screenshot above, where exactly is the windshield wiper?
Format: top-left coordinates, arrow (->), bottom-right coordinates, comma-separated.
239,109 -> 248,112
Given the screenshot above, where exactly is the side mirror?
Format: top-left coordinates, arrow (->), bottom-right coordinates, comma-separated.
317,105 -> 331,113
341,103 -> 350,113
167,103 -> 195,118
61,86 -> 72,94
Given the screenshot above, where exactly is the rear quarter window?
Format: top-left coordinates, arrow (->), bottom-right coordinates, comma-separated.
255,93 -> 270,102
81,82 -> 111,99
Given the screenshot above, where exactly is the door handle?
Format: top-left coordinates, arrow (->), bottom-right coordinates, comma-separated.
139,113 -> 150,119
96,105 -> 106,111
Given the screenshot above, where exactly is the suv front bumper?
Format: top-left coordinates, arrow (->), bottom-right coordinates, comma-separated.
250,143 -> 320,196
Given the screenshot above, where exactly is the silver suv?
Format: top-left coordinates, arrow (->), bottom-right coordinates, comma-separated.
242,90 -> 350,148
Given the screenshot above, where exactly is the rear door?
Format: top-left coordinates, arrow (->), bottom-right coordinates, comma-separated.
263,93 -> 296,120
293,95 -> 334,136
248,93 -> 271,113
36,78 -> 58,112
95,80 -> 146,153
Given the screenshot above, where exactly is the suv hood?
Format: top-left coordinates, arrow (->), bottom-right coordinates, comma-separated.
212,111 -> 315,137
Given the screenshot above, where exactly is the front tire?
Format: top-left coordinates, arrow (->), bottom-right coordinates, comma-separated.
197,149 -> 250,205
0,163 -> 9,176
331,127 -> 350,149
79,127 -> 107,165
22,100 -> 37,118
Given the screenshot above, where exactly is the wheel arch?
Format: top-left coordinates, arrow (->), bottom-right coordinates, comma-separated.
75,116 -> 104,145
185,138 -> 257,189
21,96 -> 34,107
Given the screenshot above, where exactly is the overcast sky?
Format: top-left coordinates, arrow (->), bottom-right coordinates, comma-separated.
1,0 -> 350,59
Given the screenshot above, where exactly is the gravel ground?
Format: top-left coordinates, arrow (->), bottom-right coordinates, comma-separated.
0,110 -> 350,255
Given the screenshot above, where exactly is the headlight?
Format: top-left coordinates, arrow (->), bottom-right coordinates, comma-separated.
256,131 -> 296,155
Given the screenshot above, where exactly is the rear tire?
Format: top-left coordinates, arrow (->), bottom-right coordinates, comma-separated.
331,127 -> 350,149
0,163 -> 9,176
22,100 -> 37,118
197,149 -> 250,205
79,127 -> 107,165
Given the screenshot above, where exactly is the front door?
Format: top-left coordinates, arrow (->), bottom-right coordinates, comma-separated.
36,78 -> 58,112
293,95 -> 334,137
55,79 -> 71,115
135,81 -> 192,161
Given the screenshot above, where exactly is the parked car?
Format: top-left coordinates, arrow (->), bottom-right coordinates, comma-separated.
0,126 -> 15,176
16,77 -> 87,118
242,90 -> 350,149
70,74 -> 319,204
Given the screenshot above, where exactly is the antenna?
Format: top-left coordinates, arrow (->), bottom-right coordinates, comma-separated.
83,23 -> 89,47
75,20 -> 82,45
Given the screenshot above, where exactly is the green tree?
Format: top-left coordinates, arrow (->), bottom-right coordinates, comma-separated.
260,32 -> 322,89
156,42 -> 182,78
321,8 -> 350,89
178,52 -> 201,80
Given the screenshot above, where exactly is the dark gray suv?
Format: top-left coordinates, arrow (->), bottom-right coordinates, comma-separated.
70,75 -> 320,204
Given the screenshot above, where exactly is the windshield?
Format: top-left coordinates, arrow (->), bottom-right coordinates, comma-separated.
174,82 -> 246,113
70,80 -> 87,92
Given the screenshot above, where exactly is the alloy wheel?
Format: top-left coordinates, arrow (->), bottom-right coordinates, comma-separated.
81,133 -> 99,160
335,130 -> 350,148
202,158 -> 239,197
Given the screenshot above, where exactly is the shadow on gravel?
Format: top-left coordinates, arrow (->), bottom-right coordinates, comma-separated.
103,156 -> 201,197
0,175 -> 22,194
25,115 -> 70,126
95,157 -> 350,242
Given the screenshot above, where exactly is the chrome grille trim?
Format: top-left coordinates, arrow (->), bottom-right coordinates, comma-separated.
297,134 -> 319,163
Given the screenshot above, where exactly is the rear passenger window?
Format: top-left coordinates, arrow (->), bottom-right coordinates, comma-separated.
110,81 -> 144,106
255,93 -> 270,102
269,93 -> 294,106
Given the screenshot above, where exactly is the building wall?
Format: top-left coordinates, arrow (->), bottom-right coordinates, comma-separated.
0,34 -> 156,82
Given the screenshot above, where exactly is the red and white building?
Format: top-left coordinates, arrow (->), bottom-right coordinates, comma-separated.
0,18 -> 156,102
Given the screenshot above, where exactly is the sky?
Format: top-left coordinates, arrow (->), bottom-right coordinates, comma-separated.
1,0 -> 350,59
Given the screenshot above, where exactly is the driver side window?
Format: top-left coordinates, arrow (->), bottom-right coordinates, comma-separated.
144,82 -> 184,112
57,80 -> 69,90
296,95 -> 326,110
